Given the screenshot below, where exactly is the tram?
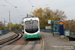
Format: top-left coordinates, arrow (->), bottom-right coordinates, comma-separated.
23,17 -> 40,39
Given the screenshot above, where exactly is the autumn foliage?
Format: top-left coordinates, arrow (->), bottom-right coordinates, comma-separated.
7,23 -> 22,30
0,24 -> 4,30
30,7 -> 67,29
0,22 -> 22,30
65,20 -> 75,33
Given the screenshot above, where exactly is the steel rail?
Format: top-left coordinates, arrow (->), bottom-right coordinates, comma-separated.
18,41 -> 29,50
30,41 -> 37,50
41,36 -> 44,50
0,33 -> 19,45
0,32 -> 23,48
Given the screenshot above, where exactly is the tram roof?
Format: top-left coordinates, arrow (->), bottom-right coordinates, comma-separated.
24,17 -> 38,18
23,17 -> 39,22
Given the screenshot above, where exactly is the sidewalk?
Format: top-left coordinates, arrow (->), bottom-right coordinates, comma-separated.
41,32 -> 75,50
0,32 -> 16,40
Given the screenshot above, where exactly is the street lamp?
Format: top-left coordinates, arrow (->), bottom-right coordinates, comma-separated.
2,5 -> 11,30
68,20 -> 70,33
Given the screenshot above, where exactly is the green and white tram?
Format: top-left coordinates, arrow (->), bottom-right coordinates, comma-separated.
23,17 -> 40,39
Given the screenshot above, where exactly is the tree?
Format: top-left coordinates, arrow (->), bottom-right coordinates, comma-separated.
14,24 -> 22,29
65,20 -> 75,33
0,24 -> 4,30
0,21 -> 4,30
30,7 -> 67,29
54,10 -> 67,20
7,23 -> 22,30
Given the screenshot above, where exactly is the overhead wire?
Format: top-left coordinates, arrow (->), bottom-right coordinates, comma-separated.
28,0 -> 33,6
28,0 -> 34,13
5,0 -> 15,7
5,0 -> 20,15
4,0 -> 21,23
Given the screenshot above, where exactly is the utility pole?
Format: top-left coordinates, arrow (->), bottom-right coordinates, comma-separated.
27,14 -> 28,17
9,11 -> 11,30
4,18 -> 5,30
69,20 -> 70,33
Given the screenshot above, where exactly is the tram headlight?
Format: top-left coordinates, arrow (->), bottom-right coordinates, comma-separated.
38,32 -> 40,34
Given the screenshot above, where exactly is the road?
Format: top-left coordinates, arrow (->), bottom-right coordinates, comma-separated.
0,32 -> 75,50
0,32 -> 16,40
41,32 -> 75,50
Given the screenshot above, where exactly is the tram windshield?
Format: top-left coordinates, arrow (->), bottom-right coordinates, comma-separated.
25,20 -> 38,33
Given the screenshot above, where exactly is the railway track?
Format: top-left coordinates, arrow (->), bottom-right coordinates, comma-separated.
18,41 -> 29,50
17,36 -> 44,50
0,34 -> 16,42
0,31 -> 23,48
0,33 -> 18,45
0,34 -> 44,50
17,41 -> 38,50
30,40 -> 38,50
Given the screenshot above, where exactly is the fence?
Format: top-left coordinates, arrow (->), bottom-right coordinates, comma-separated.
0,30 -> 8,35
12,29 -> 51,32
0,29 -> 51,35
40,29 -> 51,32
0,29 -> 21,35
11,29 -> 22,31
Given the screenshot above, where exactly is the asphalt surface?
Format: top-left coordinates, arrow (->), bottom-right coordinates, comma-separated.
0,32 -> 42,50
41,32 -> 75,50
0,32 -> 15,40
1,32 -> 75,50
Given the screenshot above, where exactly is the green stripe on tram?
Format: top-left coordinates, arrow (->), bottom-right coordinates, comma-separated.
24,34 -> 40,39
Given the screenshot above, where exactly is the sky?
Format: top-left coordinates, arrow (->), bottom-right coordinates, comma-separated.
0,0 -> 75,24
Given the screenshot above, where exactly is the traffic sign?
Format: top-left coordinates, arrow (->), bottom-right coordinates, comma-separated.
45,26 -> 51,29
48,20 -> 51,24
64,30 -> 70,36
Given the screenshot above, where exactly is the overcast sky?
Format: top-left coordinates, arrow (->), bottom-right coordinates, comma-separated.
0,0 -> 75,24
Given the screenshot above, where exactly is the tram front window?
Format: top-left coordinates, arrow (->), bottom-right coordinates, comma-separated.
25,20 -> 38,33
